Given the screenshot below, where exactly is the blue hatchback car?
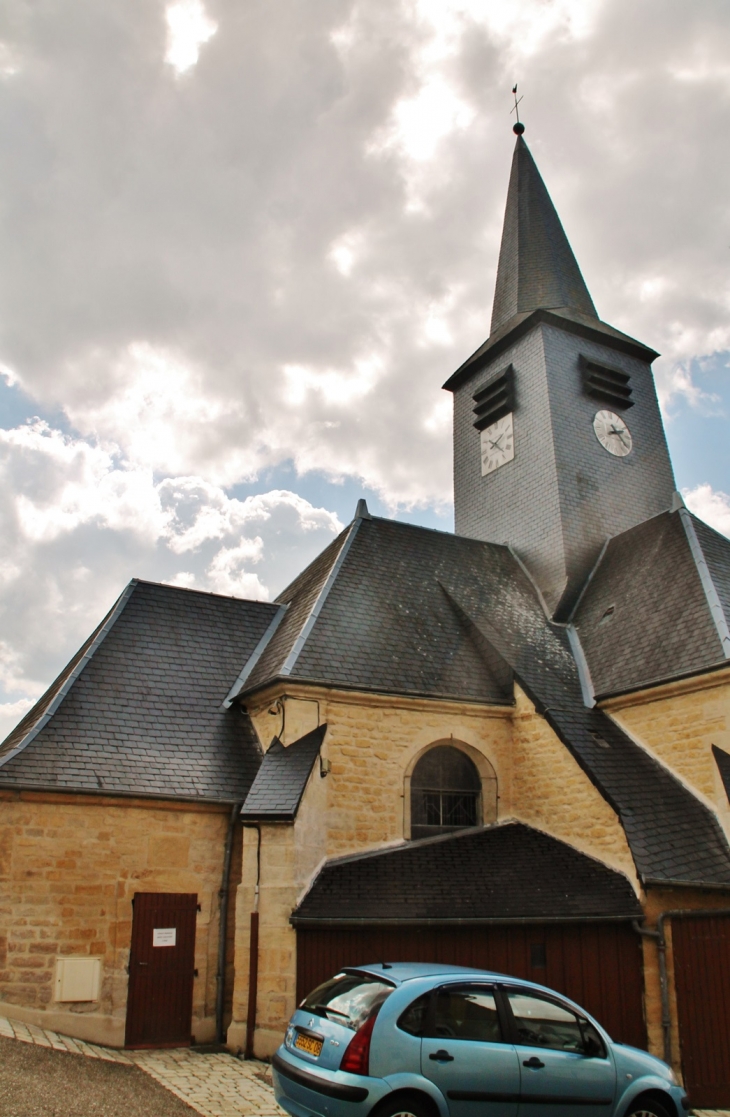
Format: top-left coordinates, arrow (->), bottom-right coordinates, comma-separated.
272,964 -> 689,1117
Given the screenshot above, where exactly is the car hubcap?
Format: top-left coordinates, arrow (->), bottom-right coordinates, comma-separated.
631,1111 -> 660,1117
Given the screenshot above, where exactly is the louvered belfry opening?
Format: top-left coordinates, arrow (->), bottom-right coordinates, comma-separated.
472,364 -> 515,430
580,354 -> 634,410
410,745 -> 481,840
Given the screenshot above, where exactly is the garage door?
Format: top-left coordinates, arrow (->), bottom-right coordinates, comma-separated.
297,922 -> 646,1049
672,914 -> 730,1108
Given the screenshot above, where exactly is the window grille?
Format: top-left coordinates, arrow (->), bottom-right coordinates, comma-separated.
410,745 -> 482,840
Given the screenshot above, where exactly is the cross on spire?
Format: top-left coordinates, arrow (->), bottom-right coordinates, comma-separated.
511,84 -> 525,135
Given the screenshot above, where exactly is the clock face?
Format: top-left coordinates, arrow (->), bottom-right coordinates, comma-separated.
593,410 -> 632,457
481,413 -> 515,476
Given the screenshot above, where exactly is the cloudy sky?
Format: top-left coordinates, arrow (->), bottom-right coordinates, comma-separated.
1,0 -> 729,739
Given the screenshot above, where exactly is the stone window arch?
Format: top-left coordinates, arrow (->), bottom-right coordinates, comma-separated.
406,741 -> 497,841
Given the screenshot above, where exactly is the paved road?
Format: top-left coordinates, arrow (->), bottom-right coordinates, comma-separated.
0,1034 -> 196,1117
0,1017 -> 283,1117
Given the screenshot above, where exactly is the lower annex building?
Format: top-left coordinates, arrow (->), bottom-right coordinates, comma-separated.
2,125 -> 730,1107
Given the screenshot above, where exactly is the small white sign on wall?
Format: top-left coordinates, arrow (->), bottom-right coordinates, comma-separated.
153,927 -> 177,947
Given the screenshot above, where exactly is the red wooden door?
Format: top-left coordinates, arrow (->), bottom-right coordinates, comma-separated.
673,914 -> 730,1108
125,892 -> 198,1048
296,922 -> 646,1050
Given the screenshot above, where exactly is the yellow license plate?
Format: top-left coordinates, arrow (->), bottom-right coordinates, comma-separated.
295,1032 -> 323,1057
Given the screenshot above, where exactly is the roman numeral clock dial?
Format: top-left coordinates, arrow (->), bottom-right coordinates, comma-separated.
592,409 -> 632,457
480,413 -> 514,476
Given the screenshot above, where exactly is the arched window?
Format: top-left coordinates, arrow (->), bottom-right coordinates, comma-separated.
410,745 -> 482,840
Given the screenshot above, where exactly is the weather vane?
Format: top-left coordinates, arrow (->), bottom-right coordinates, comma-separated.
511,84 -> 525,135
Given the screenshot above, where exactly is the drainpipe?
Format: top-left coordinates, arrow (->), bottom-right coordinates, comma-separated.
634,907 -> 730,1068
632,920 -> 671,1065
215,802 -> 243,1044
244,824 -> 262,1059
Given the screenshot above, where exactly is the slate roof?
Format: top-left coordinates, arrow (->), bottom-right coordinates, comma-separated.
292,822 -> 643,924
490,135 -> 597,334
3,502 -> 728,887
238,516 -> 514,705
231,512 -> 730,888
574,510 -> 730,698
0,581 -> 278,802
241,725 -> 326,820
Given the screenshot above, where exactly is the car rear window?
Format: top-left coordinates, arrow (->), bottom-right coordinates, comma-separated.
301,971 -> 395,1031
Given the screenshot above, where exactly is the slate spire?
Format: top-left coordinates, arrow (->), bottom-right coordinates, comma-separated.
490,134 -> 598,334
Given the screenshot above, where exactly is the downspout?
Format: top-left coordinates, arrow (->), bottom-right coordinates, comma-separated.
245,823 -> 262,1059
216,802 -> 243,1044
634,907 -> 730,1068
632,919 -> 671,1065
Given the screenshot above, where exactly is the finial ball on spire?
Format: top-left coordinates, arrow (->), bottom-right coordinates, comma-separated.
513,121 -> 525,135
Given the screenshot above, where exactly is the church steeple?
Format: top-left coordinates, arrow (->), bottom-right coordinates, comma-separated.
445,123 -> 676,618
491,135 -> 597,334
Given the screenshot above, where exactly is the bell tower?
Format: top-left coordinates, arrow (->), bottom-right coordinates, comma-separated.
444,124 -> 675,618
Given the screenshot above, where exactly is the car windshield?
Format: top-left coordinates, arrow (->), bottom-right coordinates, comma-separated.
300,971 -> 395,1031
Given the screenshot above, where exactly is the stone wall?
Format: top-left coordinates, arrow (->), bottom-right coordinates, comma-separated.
604,671 -> 730,829
510,685 -> 638,882
232,682 -> 641,1056
0,790 -> 232,1046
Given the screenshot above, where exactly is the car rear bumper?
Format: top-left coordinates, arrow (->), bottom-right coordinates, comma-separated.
273,1048 -> 392,1117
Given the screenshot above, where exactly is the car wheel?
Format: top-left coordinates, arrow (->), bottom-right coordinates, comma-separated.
625,1098 -> 673,1117
371,1094 -> 436,1117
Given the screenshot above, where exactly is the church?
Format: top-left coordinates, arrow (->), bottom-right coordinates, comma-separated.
2,124 -> 730,1108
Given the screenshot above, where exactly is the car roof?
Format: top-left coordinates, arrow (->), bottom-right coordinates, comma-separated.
349,962 -> 510,985
346,963 -> 592,1010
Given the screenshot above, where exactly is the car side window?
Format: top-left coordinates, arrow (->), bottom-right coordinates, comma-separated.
429,986 -> 503,1044
398,993 -> 431,1036
505,991 -> 596,1054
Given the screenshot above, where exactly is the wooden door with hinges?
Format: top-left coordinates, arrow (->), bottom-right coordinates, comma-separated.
673,914 -> 730,1107
125,892 -> 198,1048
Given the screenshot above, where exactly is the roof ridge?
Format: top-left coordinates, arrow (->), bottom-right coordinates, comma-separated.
0,580 -> 139,771
135,578 -> 279,605
678,507 -> 730,660
278,516 -> 364,677
222,603 -> 289,708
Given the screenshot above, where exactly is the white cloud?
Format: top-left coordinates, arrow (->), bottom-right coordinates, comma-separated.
372,76 -> 475,164
415,0 -> 602,61
283,358 -> 383,408
0,362 -> 19,387
165,0 -> 218,75
657,362 -> 724,415
0,41 -> 20,79
328,231 -> 366,277
683,484 -> 730,538
0,421 -> 165,542
1,0 -> 730,742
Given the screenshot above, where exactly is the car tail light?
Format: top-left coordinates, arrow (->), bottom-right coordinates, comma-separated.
340,1013 -> 378,1076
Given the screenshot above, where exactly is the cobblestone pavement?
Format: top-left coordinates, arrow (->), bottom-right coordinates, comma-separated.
0,1016 -> 284,1117
3,1015 -> 730,1117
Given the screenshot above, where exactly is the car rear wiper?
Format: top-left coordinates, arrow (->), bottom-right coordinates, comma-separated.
309,1004 -> 350,1021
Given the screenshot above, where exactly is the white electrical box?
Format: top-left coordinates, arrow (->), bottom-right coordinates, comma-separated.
54,956 -> 102,1003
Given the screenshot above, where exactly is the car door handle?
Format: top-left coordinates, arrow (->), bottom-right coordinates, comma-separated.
523,1057 -> 545,1069
429,1050 -> 454,1062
